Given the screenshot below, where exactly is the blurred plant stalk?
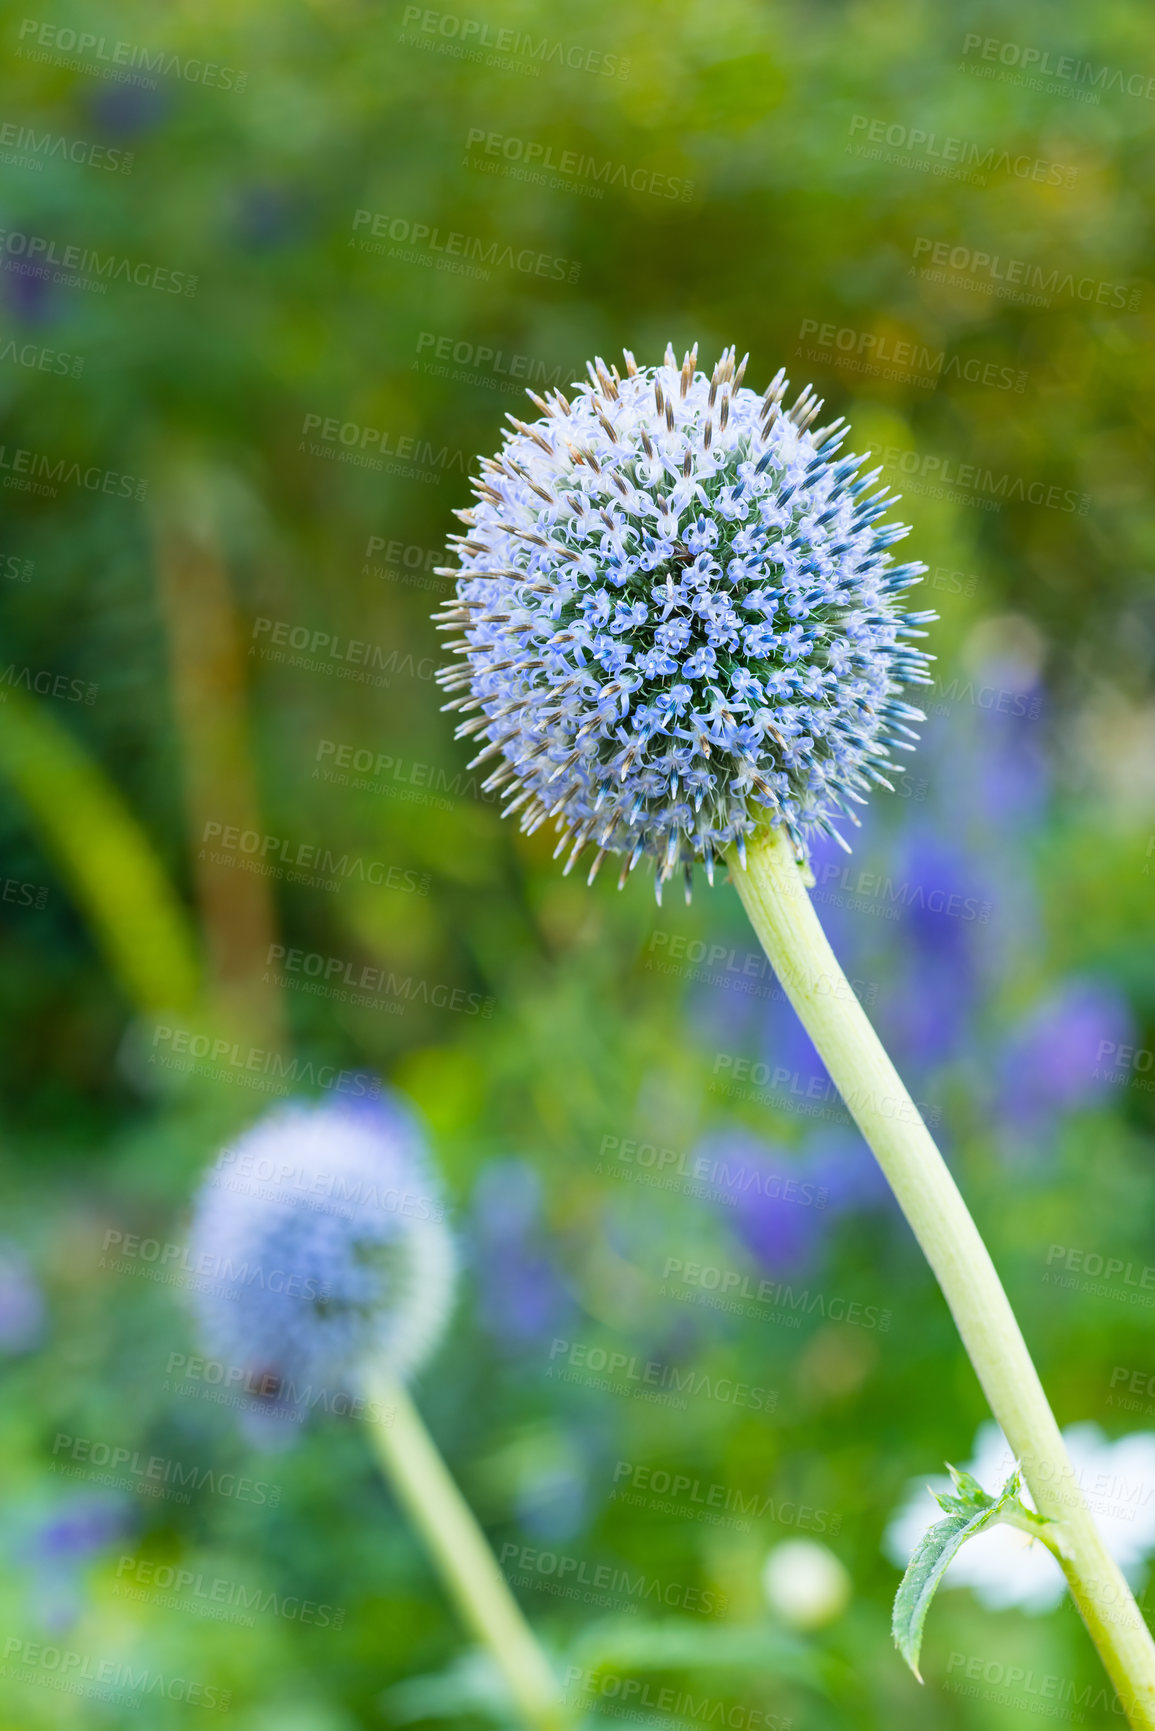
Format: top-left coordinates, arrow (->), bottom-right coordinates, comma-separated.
153,462 -> 285,1054
729,821 -> 1155,1726
0,689 -> 201,1017
364,1368 -> 569,1730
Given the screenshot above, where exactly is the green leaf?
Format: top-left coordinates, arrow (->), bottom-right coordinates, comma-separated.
943,1465 -> 989,1505
892,1466 -> 1024,1682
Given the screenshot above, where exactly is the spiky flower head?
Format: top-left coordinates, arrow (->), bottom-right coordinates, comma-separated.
189,1094 -> 454,1409
435,344 -> 935,901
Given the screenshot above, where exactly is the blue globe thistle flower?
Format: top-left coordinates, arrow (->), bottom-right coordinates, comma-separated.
189,1095 -> 455,1408
435,344 -> 935,900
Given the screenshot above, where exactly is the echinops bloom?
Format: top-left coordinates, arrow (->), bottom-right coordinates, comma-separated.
436,344 -> 934,898
189,1095 -> 455,1407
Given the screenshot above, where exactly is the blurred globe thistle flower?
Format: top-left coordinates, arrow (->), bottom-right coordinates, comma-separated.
435,344 -> 933,899
189,1094 -> 455,1408
886,1421 -> 1155,1613
189,1101 -> 564,1725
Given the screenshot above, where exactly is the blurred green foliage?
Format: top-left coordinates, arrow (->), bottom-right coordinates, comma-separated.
1,0 -> 1154,1726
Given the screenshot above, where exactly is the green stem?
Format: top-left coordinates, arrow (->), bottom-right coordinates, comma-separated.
728,822 -> 1155,1727
363,1370 -> 568,1731
997,1503 -> 1072,1562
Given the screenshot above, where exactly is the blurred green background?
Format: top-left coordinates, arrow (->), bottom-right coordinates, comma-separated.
1,0 -> 1154,1725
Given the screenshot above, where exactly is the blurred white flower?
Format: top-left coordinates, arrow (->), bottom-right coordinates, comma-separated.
762,1538 -> 851,1629
885,1421 -> 1155,1612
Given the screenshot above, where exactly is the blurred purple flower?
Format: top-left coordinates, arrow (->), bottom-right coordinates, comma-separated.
700,1122 -> 893,1280
687,958 -> 763,1055
734,1187 -> 823,1275
863,825 -> 990,1071
88,87 -> 167,136
32,1497 -> 127,1562
470,1159 -> 573,1349
883,949 -> 975,1071
696,1128 -> 828,1278
999,979 -> 1135,1131
0,1244 -> 45,1352
761,992 -> 825,1091
977,699 -> 1050,827
807,1127 -> 891,1216
2,263 -> 55,324
892,828 -> 990,962
10,1493 -> 131,1632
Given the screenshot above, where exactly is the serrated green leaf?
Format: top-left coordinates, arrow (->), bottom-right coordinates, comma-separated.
947,1465 -> 989,1501
893,1469 -> 1023,1682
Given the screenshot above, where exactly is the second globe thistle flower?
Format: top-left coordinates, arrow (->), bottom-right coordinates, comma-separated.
189,1094 -> 567,1730
190,1094 -> 454,1406
436,343 -> 934,895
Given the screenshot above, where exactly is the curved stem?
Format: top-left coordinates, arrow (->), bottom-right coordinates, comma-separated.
728,822 -> 1155,1727
997,1503 -> 1072,1561
363,1370 -> 568,1731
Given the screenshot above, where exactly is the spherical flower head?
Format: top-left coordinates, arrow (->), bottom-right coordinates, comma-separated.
189,1094 -> 455,1406
436,344 -> 934,900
